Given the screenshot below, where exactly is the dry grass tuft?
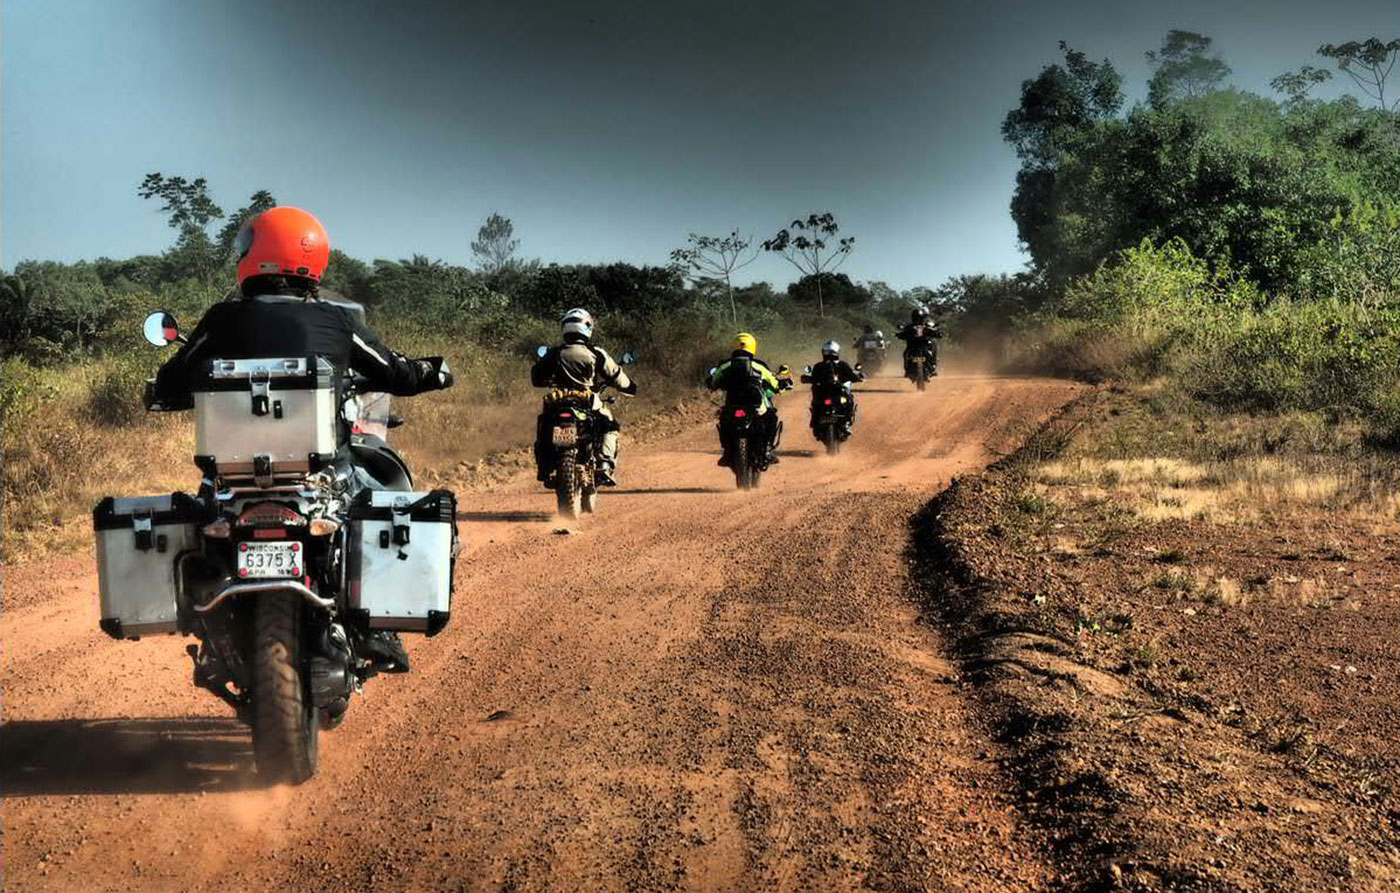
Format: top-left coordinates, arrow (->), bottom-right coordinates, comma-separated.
1035,452 -> 1398,526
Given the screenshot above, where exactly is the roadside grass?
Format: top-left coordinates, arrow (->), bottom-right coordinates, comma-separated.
1030,388 -> 1400,528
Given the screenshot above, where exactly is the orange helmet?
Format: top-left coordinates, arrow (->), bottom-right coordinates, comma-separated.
234,206 -> 330,286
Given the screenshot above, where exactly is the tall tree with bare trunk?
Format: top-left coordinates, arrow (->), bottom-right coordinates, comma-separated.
762,213 -> 855,319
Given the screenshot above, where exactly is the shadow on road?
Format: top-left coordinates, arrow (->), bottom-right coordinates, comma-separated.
1,716 -> 260,797
610,487 -> 726,496
457,510 -> 554,523
777,449 -> 815,458
855,387 -> 914,393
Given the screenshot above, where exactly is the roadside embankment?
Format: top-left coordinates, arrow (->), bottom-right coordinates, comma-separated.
911,386 -> 1400,891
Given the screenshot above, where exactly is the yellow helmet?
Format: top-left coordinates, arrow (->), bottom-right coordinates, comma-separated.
733,332 -> 757,354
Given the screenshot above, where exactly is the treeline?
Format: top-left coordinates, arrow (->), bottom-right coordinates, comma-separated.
965,31 -> 1400,443
0,179 -> 943,366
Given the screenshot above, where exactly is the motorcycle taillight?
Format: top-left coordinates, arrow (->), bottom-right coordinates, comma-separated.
236,501 -> 306,527
559,412 -> 573,419
823,398 -> 833,405
733,409 -> 746,418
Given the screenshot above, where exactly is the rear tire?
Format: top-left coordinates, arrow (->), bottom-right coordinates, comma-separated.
733,439 -> 751,490
916,363 -> 928,392
556,450 -> 582,518
819,424 -> 840,456
252,591 -> 318,785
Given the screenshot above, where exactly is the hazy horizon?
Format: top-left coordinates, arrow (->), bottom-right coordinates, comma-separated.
4,0 -> 1395,289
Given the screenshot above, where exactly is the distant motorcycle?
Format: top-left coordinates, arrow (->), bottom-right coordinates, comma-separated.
801,364 -> 862,455
855,338 -> 887,376
533,346 -> 636,518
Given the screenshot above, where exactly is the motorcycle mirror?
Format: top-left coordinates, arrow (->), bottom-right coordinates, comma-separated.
535,345 -> 549,359
620,349 -> 638,365
707,366 -> 718,378
142,310 -> 181,347
854,363 -> 864,372
803,364 -> 813,374
777,365 -> 791,376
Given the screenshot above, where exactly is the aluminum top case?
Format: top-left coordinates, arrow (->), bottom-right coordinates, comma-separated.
94,493 -> 204,639
192,356 -> 337,480
347,489 -> 457,636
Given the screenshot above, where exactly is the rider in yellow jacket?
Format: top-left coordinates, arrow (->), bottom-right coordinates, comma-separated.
706,332 -> 791,463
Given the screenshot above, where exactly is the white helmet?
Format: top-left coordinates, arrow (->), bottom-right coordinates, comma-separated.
561,307 -> 593,339
821,340 -> 840,359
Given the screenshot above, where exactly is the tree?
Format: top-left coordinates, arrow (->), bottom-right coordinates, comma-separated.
1002,44 -> 1123,287
1001,42 -> 1123,165
761,213 -> 855,318
138,173 -> 225,286
321,249 -> 374,303
0,274 -> 33,352
1271,66 -> 1332,104
1146,30 -> 1232,109
215,189 -> 277,259
1318,38 -> 1400,110
669,231 -> 758,324
471,213 -> 520,274
787,273 -> 870,312
137,174 -> 275,288
865,280 -> 900,306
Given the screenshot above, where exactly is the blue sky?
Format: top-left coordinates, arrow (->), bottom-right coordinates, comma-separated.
3,0 -> 1395,289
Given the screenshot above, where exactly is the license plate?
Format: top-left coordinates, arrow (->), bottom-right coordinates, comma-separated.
236,541 -> 302,579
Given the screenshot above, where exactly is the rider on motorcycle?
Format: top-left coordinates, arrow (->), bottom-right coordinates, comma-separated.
530,308 -> 636,487
802,340 -> 864,435
895,306 -> 943,376
855,324 -> 886,351
149,206 -> 453,671
706,332 -> 790,464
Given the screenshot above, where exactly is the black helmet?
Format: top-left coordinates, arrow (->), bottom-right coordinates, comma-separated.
910,306 -> 928,322
862,323 -> 873,333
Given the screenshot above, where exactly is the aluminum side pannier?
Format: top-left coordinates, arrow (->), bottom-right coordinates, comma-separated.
193,356 -> 337,480
347,489 -> 457,635
94,493 -> 204,639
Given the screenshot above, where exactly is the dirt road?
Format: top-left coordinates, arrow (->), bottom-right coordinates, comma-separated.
3,373 -> 1079,892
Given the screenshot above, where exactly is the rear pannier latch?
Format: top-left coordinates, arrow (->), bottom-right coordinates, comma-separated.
249,370 -> 271,416
133,510 -> 155,551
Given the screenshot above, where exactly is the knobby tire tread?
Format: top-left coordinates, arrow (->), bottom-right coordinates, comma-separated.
253,590 -> 317,784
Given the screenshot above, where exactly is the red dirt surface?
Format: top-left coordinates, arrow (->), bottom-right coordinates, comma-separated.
2,373 -> 1079,892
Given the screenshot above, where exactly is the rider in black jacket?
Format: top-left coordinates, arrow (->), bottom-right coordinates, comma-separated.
149,207 -> 451,671
801,340 -> 864,432
894,306 -> 943,376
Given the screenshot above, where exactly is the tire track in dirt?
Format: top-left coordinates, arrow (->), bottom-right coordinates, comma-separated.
3,373 -> 1079,892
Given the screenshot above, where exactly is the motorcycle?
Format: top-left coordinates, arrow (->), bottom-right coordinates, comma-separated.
855,342 -> 887,377
711,365 -> 791,490
900,324 -> 941,392
533,346 -> 636,519
801,363 -> 862,456
93,310 -> 458,785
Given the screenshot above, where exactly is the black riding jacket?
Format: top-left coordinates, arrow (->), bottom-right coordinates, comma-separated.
151,295 -> 445,409
805,359 -> 862,393
895,322 -> 942,355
